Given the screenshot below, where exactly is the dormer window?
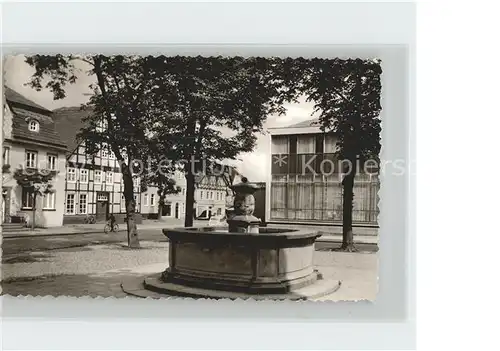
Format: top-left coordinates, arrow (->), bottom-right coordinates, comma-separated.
28,120 -> 40,132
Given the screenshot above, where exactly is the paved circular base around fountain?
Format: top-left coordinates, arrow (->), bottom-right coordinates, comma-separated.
121,226 -> 341,300
122,273 -> 340,300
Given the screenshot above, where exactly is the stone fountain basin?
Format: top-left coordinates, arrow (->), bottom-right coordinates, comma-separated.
159,227 -> 324,295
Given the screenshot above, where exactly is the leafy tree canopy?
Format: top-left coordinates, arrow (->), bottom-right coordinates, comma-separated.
274,57 -> 382,163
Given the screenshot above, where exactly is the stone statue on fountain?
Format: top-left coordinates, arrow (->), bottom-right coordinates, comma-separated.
226,177 -> 260,233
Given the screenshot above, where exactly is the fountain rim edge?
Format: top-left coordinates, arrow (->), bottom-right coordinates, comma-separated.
162,226 -> 322,240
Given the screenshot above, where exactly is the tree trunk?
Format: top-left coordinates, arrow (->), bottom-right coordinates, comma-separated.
338,155 -> 357,252
122,168 -> 140,248
337,72 -> 363,252
183,116 -> 199,228
94,56 -> 140,247
184,171 -> 196,227
157,202 -> 162,220
31,194 -> 36,231
158,193 -> 165,220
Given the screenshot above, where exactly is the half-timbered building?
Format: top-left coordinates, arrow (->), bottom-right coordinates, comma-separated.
194,173 -> 228,219
52,106 -> 146,224
51,106 -> 237,223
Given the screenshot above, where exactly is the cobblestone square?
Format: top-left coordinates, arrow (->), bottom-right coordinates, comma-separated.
2,240 -> 377,300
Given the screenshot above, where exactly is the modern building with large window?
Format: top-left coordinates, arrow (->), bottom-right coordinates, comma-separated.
265,118 -> 379,225
2,86 -> 67,227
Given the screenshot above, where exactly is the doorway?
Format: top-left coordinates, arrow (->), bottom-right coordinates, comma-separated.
162,203 -> 171,216
175,203 -> 179,219
2,187 -> 11,224
96,192 -> 109,221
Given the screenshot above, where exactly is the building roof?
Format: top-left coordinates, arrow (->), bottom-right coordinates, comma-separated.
51,106 -> 90,154
48,105 -> 244,186
4,86 -> 67,150
284,117 -> 320,128
194,162 -> 241,187
4,86 -> 52,113
267,117 -> 323,136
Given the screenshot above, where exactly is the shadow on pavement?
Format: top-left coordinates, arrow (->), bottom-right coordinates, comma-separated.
1,271 -> 148,298
2,252 -> 55,264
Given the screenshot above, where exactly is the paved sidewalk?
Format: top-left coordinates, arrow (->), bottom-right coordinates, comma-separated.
1,219 -> 194,238
2,220 -> 378,245
316,233 -> 378,245
268,223 -> 378,236
267,223 -> 378,244
2,241 -> 377,300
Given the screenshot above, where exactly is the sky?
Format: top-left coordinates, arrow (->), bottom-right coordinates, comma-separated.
3,55 -> 319,182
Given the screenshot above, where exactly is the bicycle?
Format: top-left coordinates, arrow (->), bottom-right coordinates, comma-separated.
104,222 -> 119,233
83,215 -> 96,224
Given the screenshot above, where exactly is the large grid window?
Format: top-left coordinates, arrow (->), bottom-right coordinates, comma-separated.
105,172 -> 113,184
67,168 -> 76,182
79,169 -> 88,183
94,170 -> 102,183
270,175 -> 380,223
79,194 -> 87,214
25,150 -> 37,168
43,192 -> 56,210
47,154 -> 57,170
271,135 -> 289,154
66,194 -> 75,214
22,188 -> 33,209
296,135 -> 316,154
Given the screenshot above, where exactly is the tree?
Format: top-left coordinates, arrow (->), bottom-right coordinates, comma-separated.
156,179 -> 181,219
12,167 -> 58,230
277,58 -> 382,251
148,56 -> 287,227
140,124 -> 186,220
143,159 -> 181,219
25,54 -> 170,248
23,55 -> 381,246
